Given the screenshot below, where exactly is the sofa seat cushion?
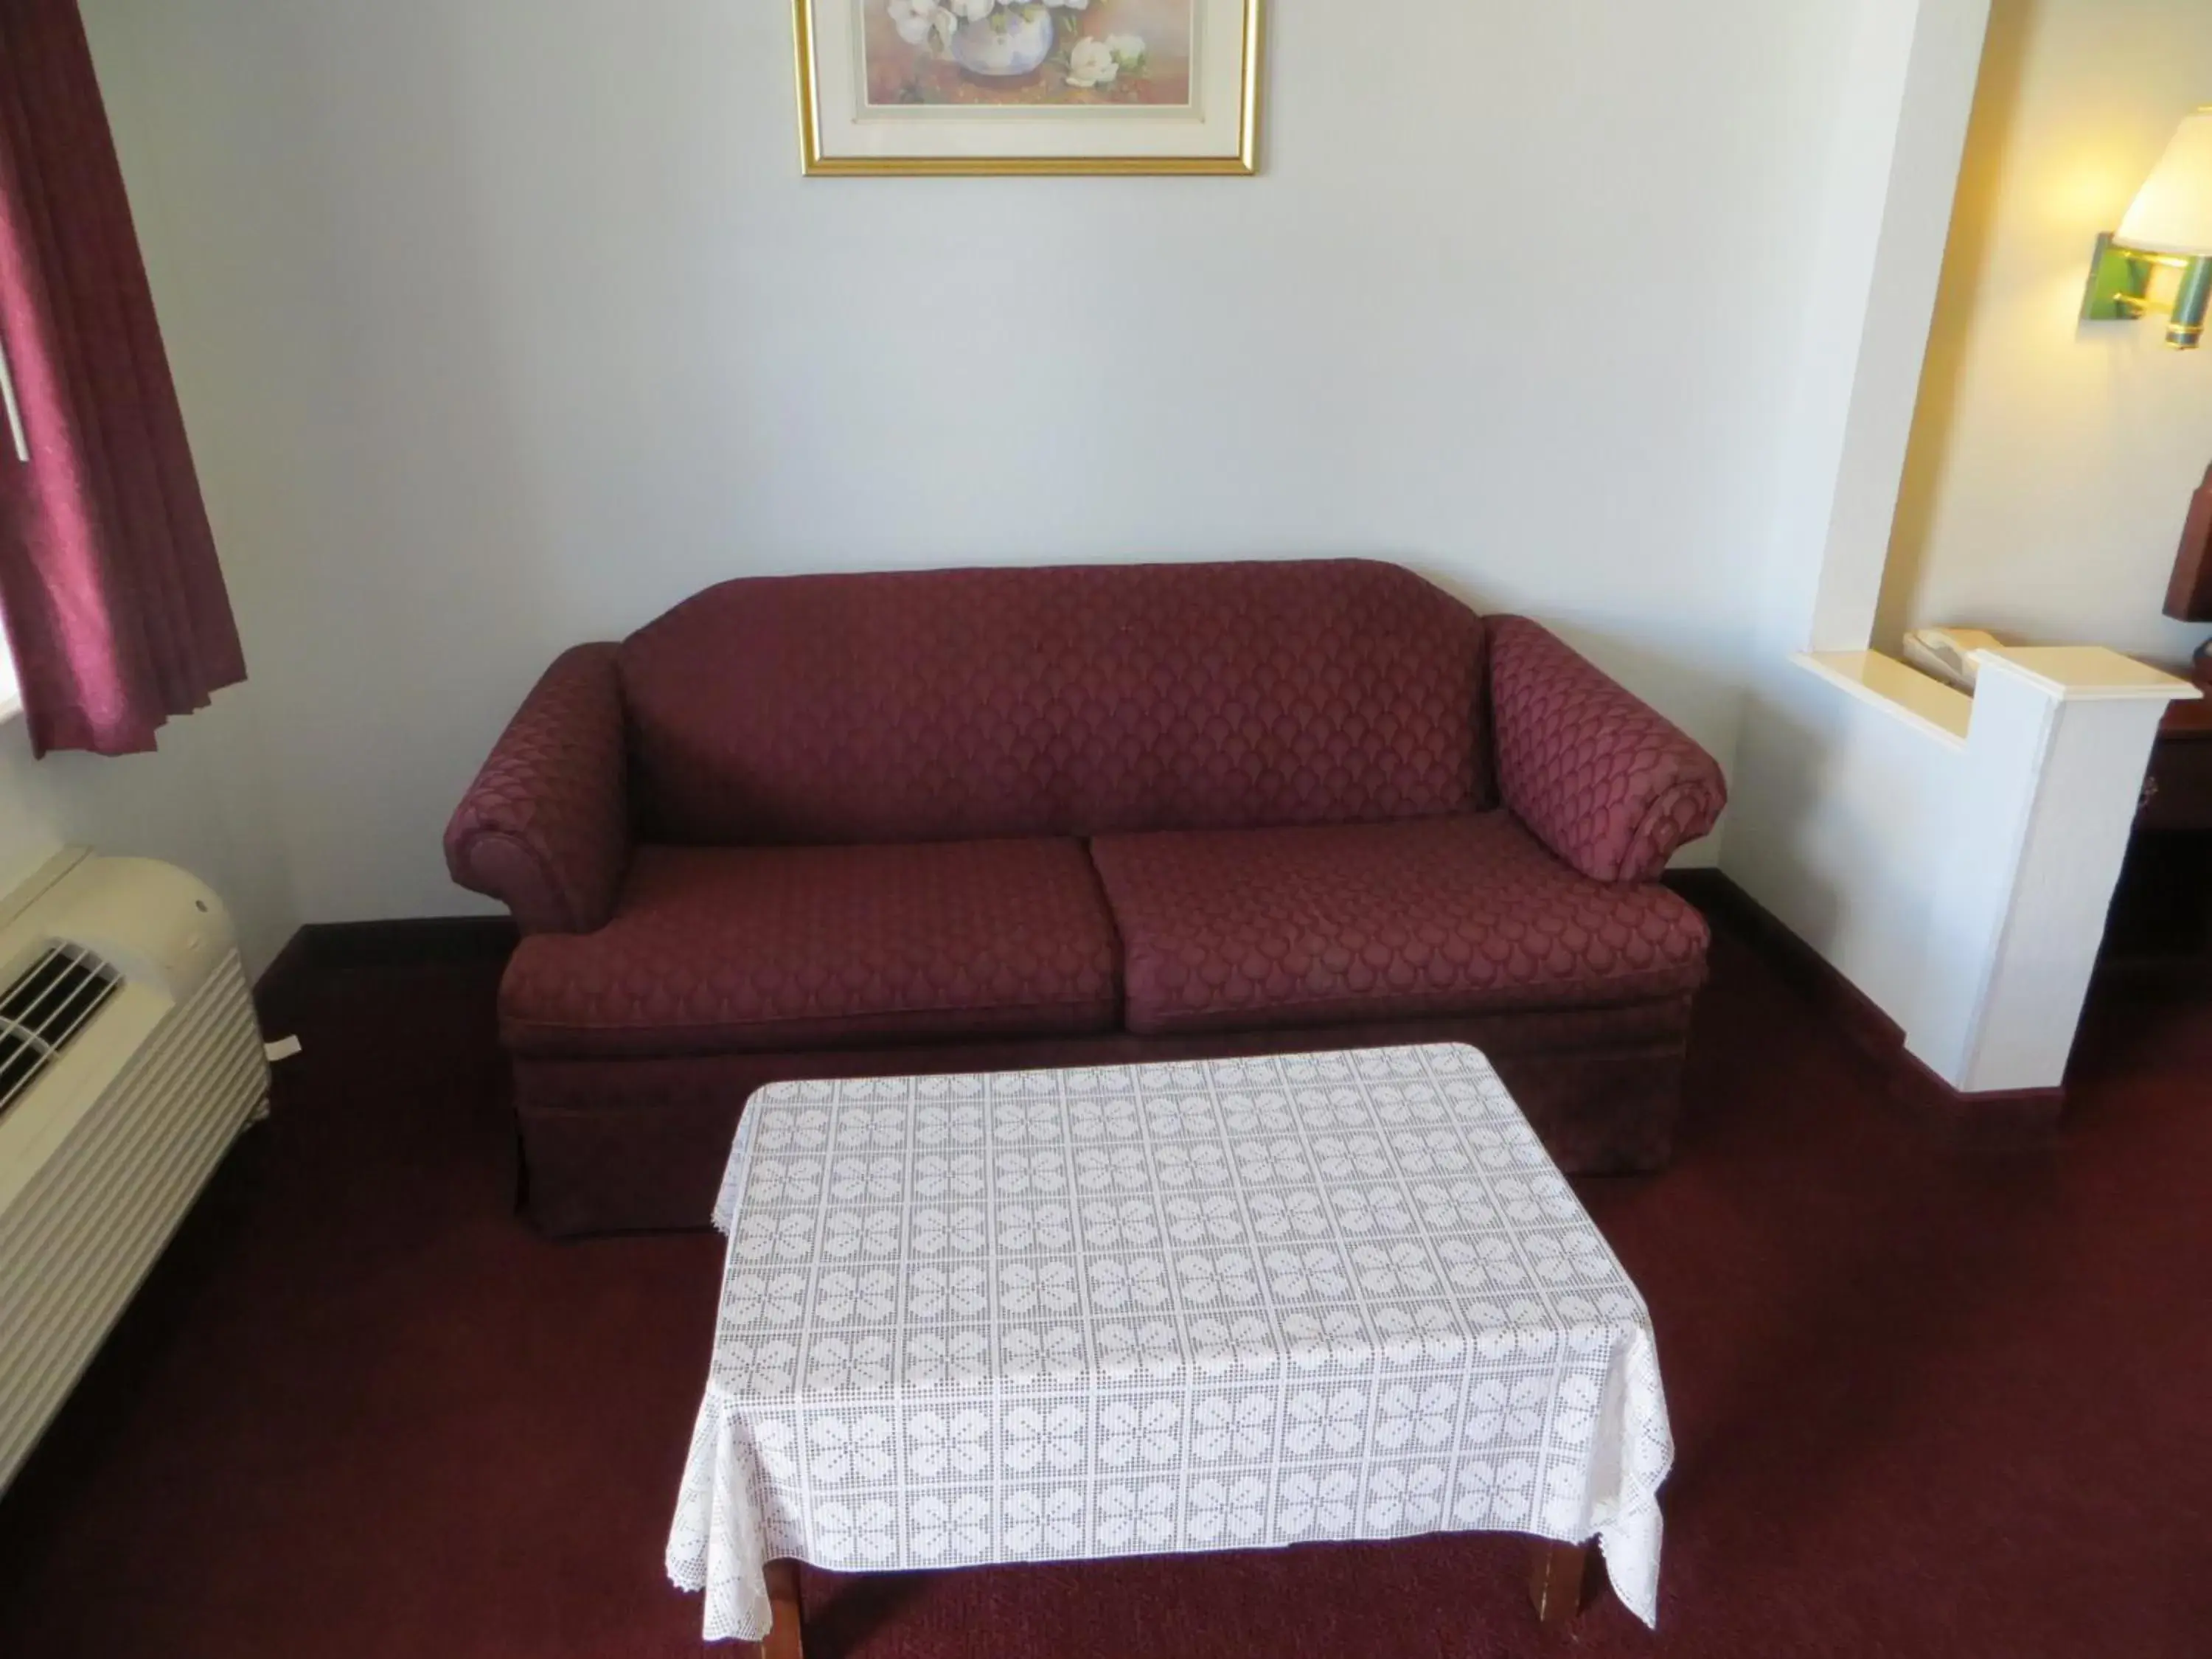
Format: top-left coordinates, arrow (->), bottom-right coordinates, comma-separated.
501,841 -> 1122,1057
1091,813 -> 1709,1037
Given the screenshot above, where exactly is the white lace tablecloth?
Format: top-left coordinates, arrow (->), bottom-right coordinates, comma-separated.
667,1044 -> 1673,1642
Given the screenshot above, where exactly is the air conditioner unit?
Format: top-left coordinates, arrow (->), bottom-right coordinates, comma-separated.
0,850 -> 270,1495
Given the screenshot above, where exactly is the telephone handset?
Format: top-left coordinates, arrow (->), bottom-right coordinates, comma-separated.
1901,627 -> 2004,692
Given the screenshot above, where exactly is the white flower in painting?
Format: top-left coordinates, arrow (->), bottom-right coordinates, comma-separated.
1045,0 -> 1091,10
1066,36 -> 1119,89
1107,34 -> 1147,71
947,0 -> 997,24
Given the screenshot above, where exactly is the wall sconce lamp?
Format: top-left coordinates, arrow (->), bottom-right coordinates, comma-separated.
2083,107 -> 2212,348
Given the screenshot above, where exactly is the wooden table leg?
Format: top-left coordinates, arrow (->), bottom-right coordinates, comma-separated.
757,1559 -> 804,1659
1528,1540 -> 1595,1632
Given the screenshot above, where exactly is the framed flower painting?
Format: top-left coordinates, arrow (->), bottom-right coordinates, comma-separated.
795,0 -> 1263,175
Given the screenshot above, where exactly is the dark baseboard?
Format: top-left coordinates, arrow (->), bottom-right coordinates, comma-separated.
295,916 -> 519,968
251,927 -> 316,1040
1666,868 -> 2067,1139
253,917 -> 518,1032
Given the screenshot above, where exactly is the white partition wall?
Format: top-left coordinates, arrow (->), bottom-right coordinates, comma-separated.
1733,647 -> 2194,1102
1913,650 -> 2197,1093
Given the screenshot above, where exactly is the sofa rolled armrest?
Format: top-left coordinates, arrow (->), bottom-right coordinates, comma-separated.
1489,616 -> 1726,884
445,644 -> 630,934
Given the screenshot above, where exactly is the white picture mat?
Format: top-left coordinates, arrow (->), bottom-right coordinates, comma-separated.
807,0 -> 1251,161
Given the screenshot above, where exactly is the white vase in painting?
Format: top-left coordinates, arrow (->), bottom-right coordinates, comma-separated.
950,9 -> 1057,77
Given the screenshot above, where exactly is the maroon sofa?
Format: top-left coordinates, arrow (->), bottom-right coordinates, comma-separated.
446,560 -> 1726,1237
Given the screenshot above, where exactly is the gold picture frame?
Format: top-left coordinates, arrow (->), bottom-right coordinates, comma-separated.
795,0 -> 1264,176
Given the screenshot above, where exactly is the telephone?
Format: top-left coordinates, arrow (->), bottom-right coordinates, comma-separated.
1901,627 -> 2004,692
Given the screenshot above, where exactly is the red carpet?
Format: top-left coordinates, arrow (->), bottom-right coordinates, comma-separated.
0,916 -> 2208,1657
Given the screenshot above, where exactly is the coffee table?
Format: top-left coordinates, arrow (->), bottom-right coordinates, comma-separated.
667,1045 -> 1673,1648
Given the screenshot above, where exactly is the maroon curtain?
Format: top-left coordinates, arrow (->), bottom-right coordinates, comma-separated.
0,0 -> 243,757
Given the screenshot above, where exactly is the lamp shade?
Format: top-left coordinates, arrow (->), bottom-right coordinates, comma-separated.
2118,108 -> 2212,257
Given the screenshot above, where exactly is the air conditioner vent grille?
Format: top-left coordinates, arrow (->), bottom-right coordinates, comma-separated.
0,944 -> 122,1120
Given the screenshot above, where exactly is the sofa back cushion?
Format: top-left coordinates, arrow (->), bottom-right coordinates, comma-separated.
619,559 -> 1491,846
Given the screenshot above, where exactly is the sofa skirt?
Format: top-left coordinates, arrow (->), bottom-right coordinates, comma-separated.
510,998 -> 1699,1239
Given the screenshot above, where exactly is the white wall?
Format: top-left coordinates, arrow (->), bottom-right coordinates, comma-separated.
1722,0 -> 2006,1037
1721,0 -> 2208,1099
1879,0 -> 2212,660
77,0 -> 1879,922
